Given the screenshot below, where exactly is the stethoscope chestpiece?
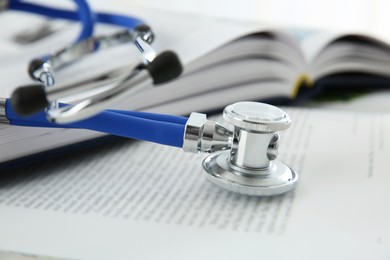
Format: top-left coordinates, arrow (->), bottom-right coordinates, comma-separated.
202,102 -> 298,196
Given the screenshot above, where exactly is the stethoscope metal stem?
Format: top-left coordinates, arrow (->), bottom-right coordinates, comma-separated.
231,130 -> 275,170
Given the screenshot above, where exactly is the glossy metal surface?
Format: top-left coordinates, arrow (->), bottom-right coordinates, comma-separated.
203,151 -> 298,196
183,112 -> 232,153
29,27 -> 155,123
0,98 -> 8,124
47,69 -> 152,124
31,28 -> 155,84
202,101 -> 298,196
231,130 -> 274,169
223,101 -> 291,132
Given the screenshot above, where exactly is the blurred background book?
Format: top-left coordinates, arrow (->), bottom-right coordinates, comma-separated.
109,0 -> 390,42
92,0 -> 390,109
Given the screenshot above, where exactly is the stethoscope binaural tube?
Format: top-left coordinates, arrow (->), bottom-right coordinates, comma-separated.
10,50 -> 183,123
6,0 -> 160,124
8,0 -> 96,43
8,0 -> 147,43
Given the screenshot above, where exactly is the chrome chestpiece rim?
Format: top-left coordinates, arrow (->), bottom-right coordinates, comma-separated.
202,102 -> 298,196
223,102 -> 291,132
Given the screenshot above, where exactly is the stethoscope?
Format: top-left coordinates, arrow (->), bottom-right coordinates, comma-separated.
0,0 -> 298,196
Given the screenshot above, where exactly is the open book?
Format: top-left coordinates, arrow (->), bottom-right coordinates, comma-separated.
1,4 -> 390,164
0,107 -> 389,259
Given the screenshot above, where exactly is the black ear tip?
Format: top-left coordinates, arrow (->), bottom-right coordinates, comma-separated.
135,24 -> 154,43
28,59 -> 45,79
11,84 -> 48,116
135,24 -> 152,33
147,51 -> 183,85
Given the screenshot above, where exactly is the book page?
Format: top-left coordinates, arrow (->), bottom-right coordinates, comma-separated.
291,29 -> 343,63
0,107 -> 389,260
293,29 -> 390,80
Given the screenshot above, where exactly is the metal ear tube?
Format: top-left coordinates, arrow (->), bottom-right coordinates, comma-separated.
183,101 -> 298,196
14,26 -> 158,122
28,26 -> 156,85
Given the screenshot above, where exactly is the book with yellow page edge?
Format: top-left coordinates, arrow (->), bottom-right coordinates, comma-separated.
1,3 -> 390,166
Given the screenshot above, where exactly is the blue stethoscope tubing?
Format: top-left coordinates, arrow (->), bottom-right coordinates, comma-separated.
8,0 -> 146,43
5,99 -> 188,148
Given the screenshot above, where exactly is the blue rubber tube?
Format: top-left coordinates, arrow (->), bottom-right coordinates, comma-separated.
8,0 -> 95,43
108,109 -> 188,125
5,100 -> 187,148
96,12 -> 144,29
8,1 -> 146,42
